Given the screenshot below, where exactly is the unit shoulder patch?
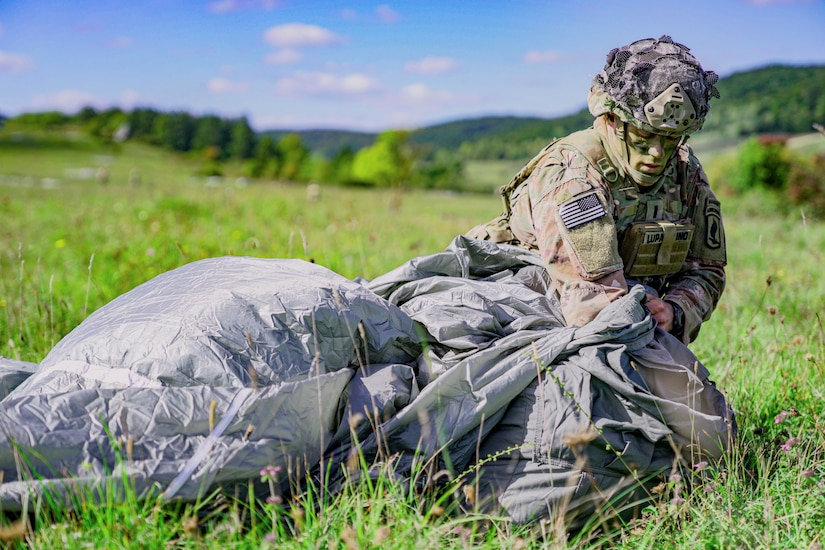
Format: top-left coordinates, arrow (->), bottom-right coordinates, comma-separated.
704,198 -> 723,249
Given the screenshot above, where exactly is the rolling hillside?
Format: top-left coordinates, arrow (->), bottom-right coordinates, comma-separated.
262,64 -> 825,160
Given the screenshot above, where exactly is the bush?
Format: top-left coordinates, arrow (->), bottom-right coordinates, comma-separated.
786,152 -> 825,219
729,136 -> 791,193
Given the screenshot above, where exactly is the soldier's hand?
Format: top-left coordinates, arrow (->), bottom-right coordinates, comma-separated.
645,294 -> 674,332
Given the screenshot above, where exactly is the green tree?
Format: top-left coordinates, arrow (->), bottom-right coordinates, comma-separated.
247,135 -> 280,178
83,108 -> 128,144
128,108 -> 158,141
351,130 -> 411,187
229,117 -> 256,160
277,133 -> 309,182
74,106 -> 99,124
7,111 -> 69,130
192,115 -> 230,157
153,112 -> 195,152
328,146 -> 355,184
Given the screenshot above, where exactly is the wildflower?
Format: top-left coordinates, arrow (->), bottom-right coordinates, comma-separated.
55,238 -> 66,249
266,495 -> 283,505
263,532 -> 277,544
260,465 -> 282,482
704,483 -> 716,493
774,410 -> 788,424
669,496 -> 686,506
693,461 -> 709,471
802,469 -> 815,478
146,248 -> 156,257
451,526 -> 472,541
780,437 -> 801,452
668,473 -> 682,483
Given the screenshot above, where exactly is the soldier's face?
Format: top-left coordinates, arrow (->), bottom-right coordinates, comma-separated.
624,125 -> 681,176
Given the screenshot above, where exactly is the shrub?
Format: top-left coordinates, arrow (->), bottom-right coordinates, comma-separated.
729,136 -> 791,193
786,152 -> 825,219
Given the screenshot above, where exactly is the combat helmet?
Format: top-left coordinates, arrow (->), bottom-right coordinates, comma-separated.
588,35 -> 719,136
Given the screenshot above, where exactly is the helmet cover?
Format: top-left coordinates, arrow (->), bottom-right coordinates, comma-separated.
588,35 -> 719,135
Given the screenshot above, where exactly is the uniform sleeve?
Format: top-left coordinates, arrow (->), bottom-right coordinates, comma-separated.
523,150 -> 628,327
663,260 -> 725,343
662,166 -> 727,343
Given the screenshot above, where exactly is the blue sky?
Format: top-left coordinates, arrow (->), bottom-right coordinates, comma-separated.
1,0 -> 823,132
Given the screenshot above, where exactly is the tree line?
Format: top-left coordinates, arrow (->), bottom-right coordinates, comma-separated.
3,106 -> 464,190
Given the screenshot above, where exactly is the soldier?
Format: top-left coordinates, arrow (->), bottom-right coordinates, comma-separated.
467,36 -> 726,343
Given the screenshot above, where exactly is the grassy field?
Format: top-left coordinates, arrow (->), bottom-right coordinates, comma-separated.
0,131 -> 824,548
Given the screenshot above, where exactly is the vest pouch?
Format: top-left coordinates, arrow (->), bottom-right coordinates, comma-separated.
619,221 -> 694,278
465,214 -> 517,244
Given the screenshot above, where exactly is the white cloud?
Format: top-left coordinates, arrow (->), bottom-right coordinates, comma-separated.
264,49 -> 302,65
208,0 -> 282,13
523,50 -> 561,64
400,83 -> 457,103
404,56 -> 459,75
27,89 -> 103,112
208,77 -> 250,93
120,89 -> 140,109
0,51 -> 33,73
108,36 -> 133,48
264,23 -> 344,48
375,5 -> 401,23
275,72 -> 381,97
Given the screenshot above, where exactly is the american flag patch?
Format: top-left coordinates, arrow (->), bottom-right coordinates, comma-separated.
559,193 -> 606,229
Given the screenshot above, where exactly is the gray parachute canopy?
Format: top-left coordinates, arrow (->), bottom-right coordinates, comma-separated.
0,236 -> 733,528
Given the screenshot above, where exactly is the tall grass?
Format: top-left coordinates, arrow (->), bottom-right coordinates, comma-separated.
1,133 -> 824,547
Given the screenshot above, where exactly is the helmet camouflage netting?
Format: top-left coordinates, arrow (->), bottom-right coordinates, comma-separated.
588,35 -> 720,135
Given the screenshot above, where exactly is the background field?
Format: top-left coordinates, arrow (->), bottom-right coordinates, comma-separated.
0,132 -> 824,548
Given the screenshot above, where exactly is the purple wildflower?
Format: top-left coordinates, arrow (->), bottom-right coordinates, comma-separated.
693,461 -> 709,471
774,410 -> 788,424
260,465 -> 283,481
802,469 -> 815,478
780,437 -> 801,452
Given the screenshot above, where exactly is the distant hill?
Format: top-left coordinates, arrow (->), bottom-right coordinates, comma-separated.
701,64 -> 825,136
262,64 -> 825,161
408,110 -> 594,155
260,129 -> 374,158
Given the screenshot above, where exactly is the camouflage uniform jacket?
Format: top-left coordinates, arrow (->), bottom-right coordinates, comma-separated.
467,122 -> 726,343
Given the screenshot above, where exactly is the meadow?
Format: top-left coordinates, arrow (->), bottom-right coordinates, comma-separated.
0,132 -> 823,548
